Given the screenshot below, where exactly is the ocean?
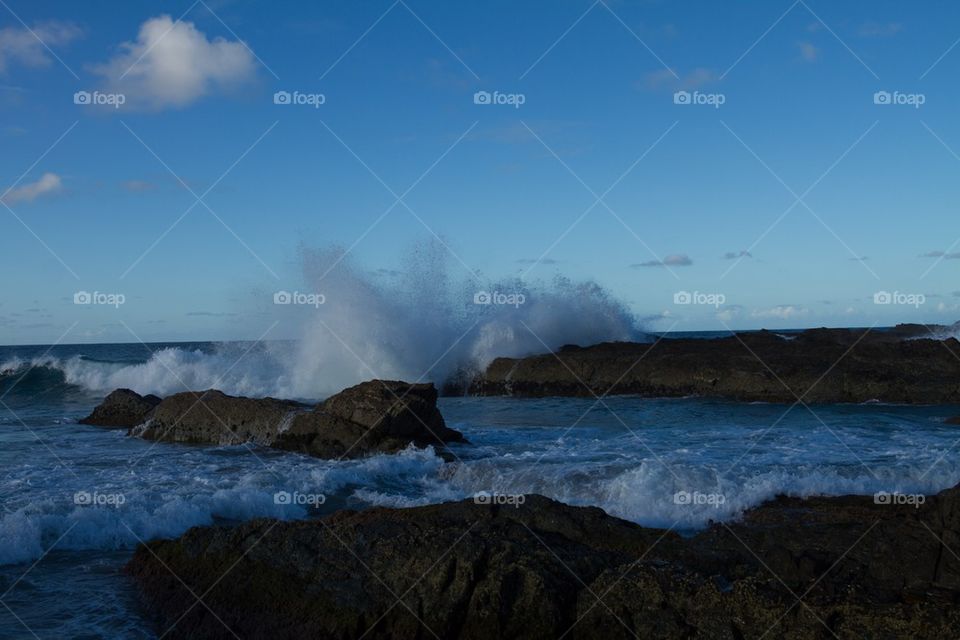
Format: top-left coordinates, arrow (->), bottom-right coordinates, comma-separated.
2,339 -> 960,637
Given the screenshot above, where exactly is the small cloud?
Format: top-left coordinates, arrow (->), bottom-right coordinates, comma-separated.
516,258 -> 560,265
722,250 -> 751,260
921,251 -> 960,259
858,22 -> 902,37
849,256 -> 869,262
121,179 -> 155,192
751,305 -> 808,320
0,22 -> 81,74
631,254 -> 692,268
3,126 -> 27,136
643,67 -> 718,92
373,268 -> 403,277
798,42 -> 820,62
90,15 -> 257,110
2,172 -> 62,205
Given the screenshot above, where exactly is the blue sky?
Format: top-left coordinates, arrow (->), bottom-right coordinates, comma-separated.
3,0 -> 960,345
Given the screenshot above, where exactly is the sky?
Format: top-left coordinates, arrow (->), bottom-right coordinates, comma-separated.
2,0 -> 960,345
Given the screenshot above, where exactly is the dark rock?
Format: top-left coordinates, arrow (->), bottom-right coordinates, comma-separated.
947,416 -> 960,425
455,324 -> 960,403
272,380 -> 465,458
78,388 -> 160,427
131,390 -> 306,445
127,487 -> 960,639
83,380 -> 465,459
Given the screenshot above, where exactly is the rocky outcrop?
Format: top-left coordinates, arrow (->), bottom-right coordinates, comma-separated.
78,388 -> 160,427
130,390 -> 305,445
83,380 -> 464,459
455,324 -> 960,403
272,380 -> 464,458
127,487 -> 960,639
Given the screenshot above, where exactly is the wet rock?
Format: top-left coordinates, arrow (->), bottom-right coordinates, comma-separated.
456,324 -> 960,403
78,388 -> 160,427
127,486 -> 960,639
272,380 -> 465,458
86,380 -> 464,459
131,390 -> 306,445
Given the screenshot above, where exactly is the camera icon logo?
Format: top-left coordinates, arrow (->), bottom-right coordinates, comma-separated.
273,291 -> 292,305
873,91 -> 891,105
473,291 -> 492,305
473,91 -> 492,105
74,291 -> 92,305
273,91 -> 292,105
474,491 -> 491,504
673,91 -> 691,105
873,291 -> 892,305
673,291 -> 692,305
673,491 -> 691,505
73,91 -> 91,105
273,491 -> 292,505
74,491 -> 92,505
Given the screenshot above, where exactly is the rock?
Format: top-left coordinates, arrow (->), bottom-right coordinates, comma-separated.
947,416 -> 960,425
453,324 -> 960,403
272,380 -> 465,458
127,487 -> 960,639
84,380 -> 465,459
78,388 -> 160,427
131,390 -> 306,445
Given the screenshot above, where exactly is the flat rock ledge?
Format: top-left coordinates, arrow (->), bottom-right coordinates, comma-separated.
454,324 -> 960,403
80,380 -> 464,459
127,486 -> 960,639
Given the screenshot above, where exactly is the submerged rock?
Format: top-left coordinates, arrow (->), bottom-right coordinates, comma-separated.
127,487 -> 960,639
457,324 -> 960,403
78,388 -> 160,428
83,380 -> 464,459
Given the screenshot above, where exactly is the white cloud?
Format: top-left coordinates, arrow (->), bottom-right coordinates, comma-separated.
631,254 -> 693,268
2,172 -> 62,205
751,305 -> 808,320
91,15 -> 257,110
0,22 -> 80,73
